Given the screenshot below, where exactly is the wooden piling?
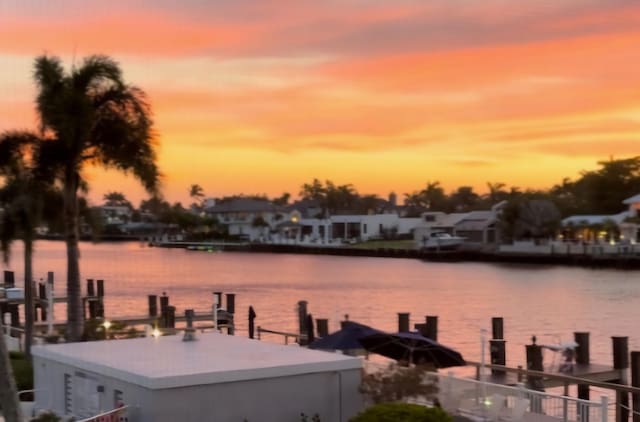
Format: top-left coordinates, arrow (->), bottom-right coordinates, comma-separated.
612,336 -> 629,422
525,337 -> 544,391
213,292 -> 222,309
9,304 -> 19,337
248,306 -> 256,339
148,295 -> 158,317
3,270 -> 14,287
492,317 -> 504,340
575,332 -> 590,401
96,280 -> 105,318
425,316 -> 438,341
225,293 -> 235,315
96,280 -> 104,297
490,317 -> 506,375
316,318 -> 329,338
631,351 -> 640,422
398,313 -> 410,333
166,306 -> 176,328
159,294 -> 169,328
297,301 -> 308,345
86,279 -> 95,297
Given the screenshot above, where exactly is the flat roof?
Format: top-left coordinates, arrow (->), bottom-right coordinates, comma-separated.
32,332 -> 362,390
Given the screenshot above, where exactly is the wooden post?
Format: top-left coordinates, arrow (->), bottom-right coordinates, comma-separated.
166,306 -> 176,329
248,306 -> 256,339
612,336 -> 629,422
492,317 -> 504,340
225,293 -> 235,315
3,270 -> 14,287
490,340 -> 507,376
491,317 -> 506,375
631,351 -> 640,422
316,319 -> 329,338
525,337 -> 544,391
425,316 -> 438,341
159,294 -> 169,328
575,332 -> 590,401
96,280 -> 105,318
86,279 -> 95,297
148,295 -> 158,317
297,300 -> 308,345
398,312 -> 410,333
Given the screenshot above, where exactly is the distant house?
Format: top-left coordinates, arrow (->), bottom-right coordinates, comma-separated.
99,204 -> 132,225
204,198 -> 287,241
561,193 -> 640,242
32,332 -> 363,422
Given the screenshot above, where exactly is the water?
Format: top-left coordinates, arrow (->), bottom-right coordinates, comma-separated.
2,240 -> 640,368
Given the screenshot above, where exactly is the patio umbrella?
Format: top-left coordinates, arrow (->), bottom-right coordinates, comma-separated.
358,331 -> 466,368
308,321 -> 384,352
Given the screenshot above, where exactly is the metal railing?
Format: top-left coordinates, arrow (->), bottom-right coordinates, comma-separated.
75,405 -> 130,422
432,372 -> 608,421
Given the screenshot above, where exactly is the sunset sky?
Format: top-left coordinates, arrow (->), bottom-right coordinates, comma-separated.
1,1 -> 639,206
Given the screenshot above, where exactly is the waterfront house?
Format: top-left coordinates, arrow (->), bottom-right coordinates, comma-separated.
204,197 -> 287,241
32,332 -> 363,422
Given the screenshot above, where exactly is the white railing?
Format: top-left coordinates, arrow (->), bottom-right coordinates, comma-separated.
75,405 -> 130,422
432,372 -> 608,421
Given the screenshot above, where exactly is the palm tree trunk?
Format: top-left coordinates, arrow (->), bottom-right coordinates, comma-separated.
64,170 -> 83,342
0,323 -> 22,422
24,239 -> 34,358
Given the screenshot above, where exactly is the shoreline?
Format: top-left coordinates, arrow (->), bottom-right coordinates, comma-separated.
38,237 -> 640,269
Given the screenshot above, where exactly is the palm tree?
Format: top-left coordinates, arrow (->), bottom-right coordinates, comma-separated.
0,132 -> 51,358
32,54 -> 160,341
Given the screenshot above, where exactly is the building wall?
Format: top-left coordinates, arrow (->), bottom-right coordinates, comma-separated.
34,356 -> 363,422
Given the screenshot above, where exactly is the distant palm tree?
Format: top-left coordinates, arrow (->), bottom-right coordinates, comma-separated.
32,54 -> 160,341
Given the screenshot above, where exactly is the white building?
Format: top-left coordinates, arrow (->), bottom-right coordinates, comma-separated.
32,332 -> 363,422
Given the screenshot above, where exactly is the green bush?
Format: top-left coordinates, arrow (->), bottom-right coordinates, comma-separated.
10,351 -> 33,396
349,403 -> 452,422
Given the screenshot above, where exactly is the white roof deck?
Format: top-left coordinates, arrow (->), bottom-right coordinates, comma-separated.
32,332 -> 361,390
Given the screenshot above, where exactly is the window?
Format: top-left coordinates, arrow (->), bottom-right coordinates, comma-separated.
64,374 -> 72,414
363,224 -> 367,234
424,215 -> 436,222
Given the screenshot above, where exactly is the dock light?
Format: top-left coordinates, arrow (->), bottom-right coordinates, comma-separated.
103,320 -> 112,339
152,328 -> 161,338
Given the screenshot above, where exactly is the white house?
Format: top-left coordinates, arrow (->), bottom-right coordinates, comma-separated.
32,332 -> 363,422
204,198 -> 287,241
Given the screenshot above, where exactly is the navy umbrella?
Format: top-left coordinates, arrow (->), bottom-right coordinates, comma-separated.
308,321 -> 384,352
358,331 -> 466,368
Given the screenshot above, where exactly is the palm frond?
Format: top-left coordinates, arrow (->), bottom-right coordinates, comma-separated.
33,55 -> 65,134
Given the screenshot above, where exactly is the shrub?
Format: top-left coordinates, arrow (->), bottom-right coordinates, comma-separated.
360,363 -> 438,404
349,403 -> 452,422
10,351 -> 33,396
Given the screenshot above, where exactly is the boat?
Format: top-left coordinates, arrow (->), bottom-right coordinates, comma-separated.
420,232 -> 465,251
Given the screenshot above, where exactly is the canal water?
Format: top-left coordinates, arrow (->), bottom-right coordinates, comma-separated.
2,240 -> 639,369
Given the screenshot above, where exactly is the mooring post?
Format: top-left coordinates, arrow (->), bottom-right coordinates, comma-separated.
248,306 -> 256,339
525,336 -> 544,412
612,336 -> 629,422
297,300 -> 308,345
316,318 -> 329,338
492,317 -> 504,339
86,279 -> 95,297
159,294 -> 169,328
148,295 -> 158,317
213,292 -> 223,310
3,270 -> 14,287
46,272 -> 54,335
631,351 -> 640,422
225,293 -> 235,315
425,315 -> 438,341
575,332 -> 590,401
9,304 -> 20,338
166,306 -> 176,329
96,280 -> 105,318
398,312 -> 410,333
86,279 -> 96,319
491,317 -> 506,376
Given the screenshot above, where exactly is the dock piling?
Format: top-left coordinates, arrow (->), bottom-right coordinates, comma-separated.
612,336 -> 629,422
148,295 -> 158,317
631,351 -> 640,422
316,319 -> 329,338
398,312 -> 410,333
491,317 -> 506,375
297,300 -> 308,345
575,332 -> 591,401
